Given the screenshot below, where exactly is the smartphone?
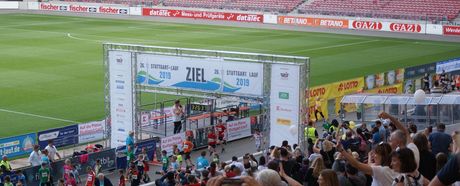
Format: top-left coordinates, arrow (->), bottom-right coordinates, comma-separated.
222,178 -> 244,186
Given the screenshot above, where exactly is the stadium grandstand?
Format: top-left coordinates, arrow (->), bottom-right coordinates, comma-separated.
56,0 -> 460,22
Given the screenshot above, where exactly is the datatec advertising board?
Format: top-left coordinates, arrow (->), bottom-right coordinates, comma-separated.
136,54 -> 264,96
270,64 -> 300,146
109,51 -> 134,148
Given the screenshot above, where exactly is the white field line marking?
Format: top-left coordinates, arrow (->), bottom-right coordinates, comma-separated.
0,20 -> 89,29
0,108 -> 78,123
287,39 -> 380,54
66,33 -> 275,52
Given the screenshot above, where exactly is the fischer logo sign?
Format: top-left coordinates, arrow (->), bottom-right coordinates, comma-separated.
352,21 -> 382,30
389,23 -> 422,33
142,8 -> 263,23
443,26 -> 460,36
39,3 -> 128,14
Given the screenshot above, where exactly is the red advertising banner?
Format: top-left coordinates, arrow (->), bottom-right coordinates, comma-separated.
142,8 -> 263,23
389,23 -> 422,33
278,16 -> 313,26
443,25 -> 460,36
312,18 -> 349,28
352,20 -> 383,30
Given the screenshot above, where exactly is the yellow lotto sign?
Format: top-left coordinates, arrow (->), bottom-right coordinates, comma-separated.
308,78 -> 364,120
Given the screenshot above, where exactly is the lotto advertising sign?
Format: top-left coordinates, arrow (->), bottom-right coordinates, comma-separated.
364,83 -> 403,94
39,3 -> 128,14
142,8 -> 263,22
0,133 -> 36,158
443,26 -> 460,36
136,54 -> 264,96
308,78 -> 364,120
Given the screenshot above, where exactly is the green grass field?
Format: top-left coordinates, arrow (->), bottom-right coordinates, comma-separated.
1,13 -> 459,138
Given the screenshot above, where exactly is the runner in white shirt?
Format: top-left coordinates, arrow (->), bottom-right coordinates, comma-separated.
253,129 -> 263,152
28,145 -> 42,166
45,140 -> 61,161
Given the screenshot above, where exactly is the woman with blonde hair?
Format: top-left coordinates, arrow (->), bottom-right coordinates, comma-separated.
305,157 -> 325,186
318,169 -> 339,186
269,147 -> 281,161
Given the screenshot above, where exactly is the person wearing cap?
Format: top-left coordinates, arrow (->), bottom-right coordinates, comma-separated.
126,131 -> 135,152
0,155 -> 12,172
94,173 -> 113,186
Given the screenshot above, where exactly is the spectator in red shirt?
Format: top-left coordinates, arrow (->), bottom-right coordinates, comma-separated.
216,119 -> 227,153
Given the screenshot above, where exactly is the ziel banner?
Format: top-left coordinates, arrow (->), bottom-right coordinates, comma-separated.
270,64 -> 300,145
227,118 -> 252,141
37,125 -> 78,148
109,51 -> 134,148
136,54 -> 264,96
0,133 -> 36,158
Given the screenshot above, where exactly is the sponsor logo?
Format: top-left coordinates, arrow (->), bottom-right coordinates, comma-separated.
40,4 -> 60,11
280,72 -> 289,80
149,9 -> 171,16
119,9 -> 128,14
319,19 -> 346,28
116,58 -> 123,64
99,6 -> 119,14
59,6 -> 67,11
276,105 -> 292,112
337,80 -> 359,91
389,23 -> 421,33
69,5 -> 89,12
443,26 -> 460,36
309,87 -> 326,97
278,92 -> 289,99
276,118 -> 291,125
236,14 -> 261,22
88,7 -> 97,12
280,17 -> 309,25
352,21 -> 382,30
377,87 -> 399,94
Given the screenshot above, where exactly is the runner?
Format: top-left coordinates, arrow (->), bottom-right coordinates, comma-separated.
216,119 -> 227,153
253,129 -> 263,152
183,136 -> 194,167
207,127 -> 218,156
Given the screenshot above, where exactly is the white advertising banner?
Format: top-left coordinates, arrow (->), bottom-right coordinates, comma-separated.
78,120 -> 105,144
160,132 -> 186,155
436,58 -> 460,74
109,51 -> 134,148
136,54 -> 264,96
38,2 -> 129,14
227,117 -> 252,141
270,64 -> 300,146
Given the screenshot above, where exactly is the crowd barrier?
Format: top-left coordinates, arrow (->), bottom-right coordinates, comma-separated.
0,148 -> 116,185
0,120 -> 105,160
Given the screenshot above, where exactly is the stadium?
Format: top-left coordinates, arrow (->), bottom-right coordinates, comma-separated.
0,0 -> 460,185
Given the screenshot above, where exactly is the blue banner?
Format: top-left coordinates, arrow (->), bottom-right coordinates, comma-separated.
115,138 -> 157,169
37,125 -> 79,148
0,133 -> 36,158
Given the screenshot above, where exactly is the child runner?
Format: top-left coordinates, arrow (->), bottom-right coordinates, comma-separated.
207,127 -> 218,156
216,119 -> 227,153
